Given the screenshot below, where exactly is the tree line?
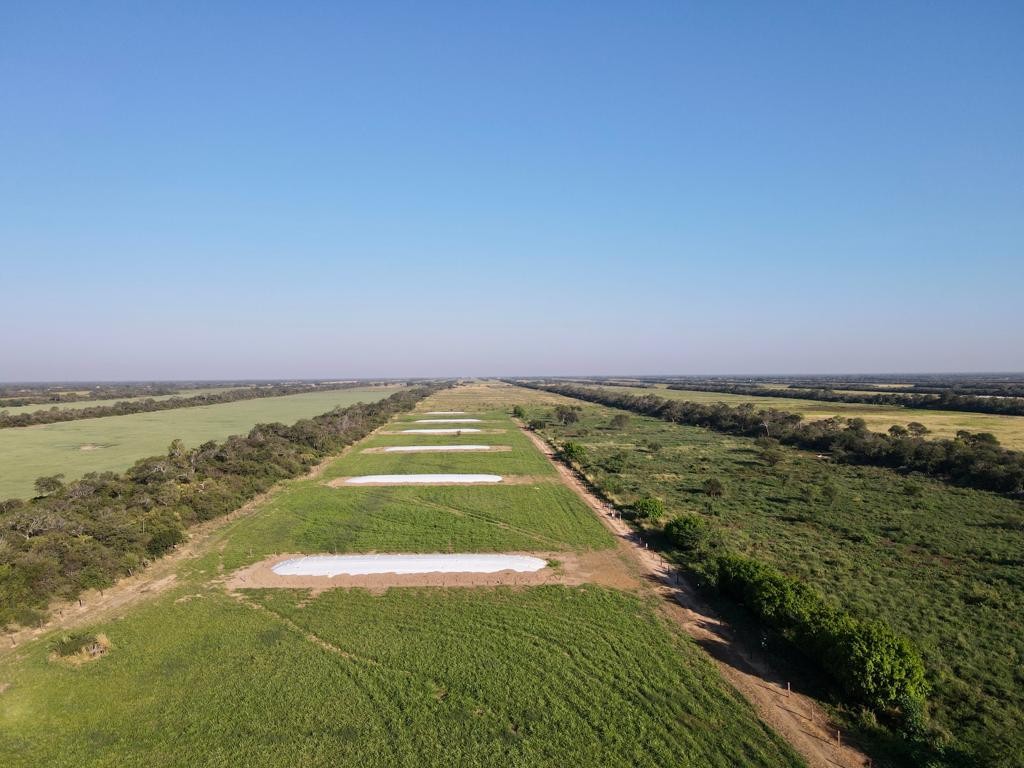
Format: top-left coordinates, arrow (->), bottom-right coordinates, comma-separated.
664,382 -> 1024,417
516,382 -> 1024,496
0,385 -> 444,628
0,381 -> 394,428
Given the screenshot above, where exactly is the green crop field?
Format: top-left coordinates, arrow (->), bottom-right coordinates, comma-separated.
525,391 -> 1024,766
0,386 -> 403,499
0,384 -> 803,767
595,384 -> 1024,450
0,387 -> 243,416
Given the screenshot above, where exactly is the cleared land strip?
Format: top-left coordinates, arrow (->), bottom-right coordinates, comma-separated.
515,417 -> 872,768
0,386 -> 402,499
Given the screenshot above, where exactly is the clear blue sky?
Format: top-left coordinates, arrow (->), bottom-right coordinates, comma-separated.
1,2 -> 1021,379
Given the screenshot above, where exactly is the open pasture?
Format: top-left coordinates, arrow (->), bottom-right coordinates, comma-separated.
528,393 -> 1024,765
0,386 -> 403,499
596,384 -> 1024,449
0,585 -> 801,768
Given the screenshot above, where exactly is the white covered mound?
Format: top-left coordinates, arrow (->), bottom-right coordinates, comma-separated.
426,411 -> 466,415
402,428 -> 482,434
383,445 -> 491,453
345,474 -> 502,485
272,553 -> 547,577
414,418 -> 482,423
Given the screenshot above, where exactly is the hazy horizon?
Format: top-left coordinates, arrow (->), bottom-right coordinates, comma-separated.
2,3 -> 1021,380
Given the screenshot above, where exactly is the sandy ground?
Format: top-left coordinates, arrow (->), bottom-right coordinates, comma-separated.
325,474 -> 556,487
516,420 -> 872,768
226,550 -> 636,594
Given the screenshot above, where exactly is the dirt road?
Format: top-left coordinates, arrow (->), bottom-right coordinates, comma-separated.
518,421 -> 872,768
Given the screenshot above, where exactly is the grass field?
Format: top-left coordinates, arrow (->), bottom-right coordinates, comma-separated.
0,386 -> 403,499
526,392 -> 1024,766
595,384 -> 1024,450
0,383 -> 804,767
0,387 -> 244,416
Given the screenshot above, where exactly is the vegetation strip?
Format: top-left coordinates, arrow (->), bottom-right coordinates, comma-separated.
0,385 -> 444,627
664,381 -> 1024,417
514,381 -> 1024,496
521,392 -> 1024,767
0,380 -> 393,428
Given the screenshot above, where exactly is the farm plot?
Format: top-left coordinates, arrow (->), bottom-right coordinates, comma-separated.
0,383 -> 805,768
593,384 -> 1024,449
0,386 -> 403,499
0,585 -> 802,768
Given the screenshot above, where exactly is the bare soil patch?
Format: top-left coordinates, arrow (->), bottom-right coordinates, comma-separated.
226,550 -> 636,594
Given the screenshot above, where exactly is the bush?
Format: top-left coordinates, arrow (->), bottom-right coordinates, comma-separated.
664,514 -> 714,553
512,405 -> 526,418
702,478 -> 725,498
632,496 -> 665,520
49,631 -> 99,657
560,441 -> 587,465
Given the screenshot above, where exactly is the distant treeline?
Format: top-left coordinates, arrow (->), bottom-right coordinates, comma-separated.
663,382 -> 1024,417
0,385 -> 443,628
516,382 -> 1024,496
0,381 -> 394,428
0,384 -> 185,408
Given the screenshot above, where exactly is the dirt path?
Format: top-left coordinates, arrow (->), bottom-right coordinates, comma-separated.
517,421 -> 872,768
0,435 -> 367,658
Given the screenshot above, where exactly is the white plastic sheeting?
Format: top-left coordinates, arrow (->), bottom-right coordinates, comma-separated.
401,428 -> 482,434
383,445 -> 492,453
413,418 -> 482,423
272,553 -> 547,577
344,474 -> 502,484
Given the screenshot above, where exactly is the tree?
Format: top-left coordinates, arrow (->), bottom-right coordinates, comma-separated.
906,422 -> 930,437
664,514 -> 713,552
553,405 -> 581,426
511,405 -> 526,419
33,474 -> 65,497
702,478 -> 725,498
560,441 -> 587,465
632,496 -> 665,520
609,414 -> 630,429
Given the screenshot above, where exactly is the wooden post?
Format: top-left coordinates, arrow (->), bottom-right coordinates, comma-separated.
837,729 -> 841,748
787,681 -> 791,697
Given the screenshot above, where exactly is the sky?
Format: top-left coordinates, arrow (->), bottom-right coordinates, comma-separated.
1,1 -> 1021,380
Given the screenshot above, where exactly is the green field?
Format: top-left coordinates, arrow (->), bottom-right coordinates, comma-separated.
0,384 -> 803,767
527,392 -> 1024,766
595,384 -> 1024,450
0,387 -> 403,499
0,387 -> 244,416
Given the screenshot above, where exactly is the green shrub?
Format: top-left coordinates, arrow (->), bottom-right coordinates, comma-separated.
560,441 -> 587,465
632,496 -> 665,520
49,631 -> 98,657
664,514 -> 714,553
